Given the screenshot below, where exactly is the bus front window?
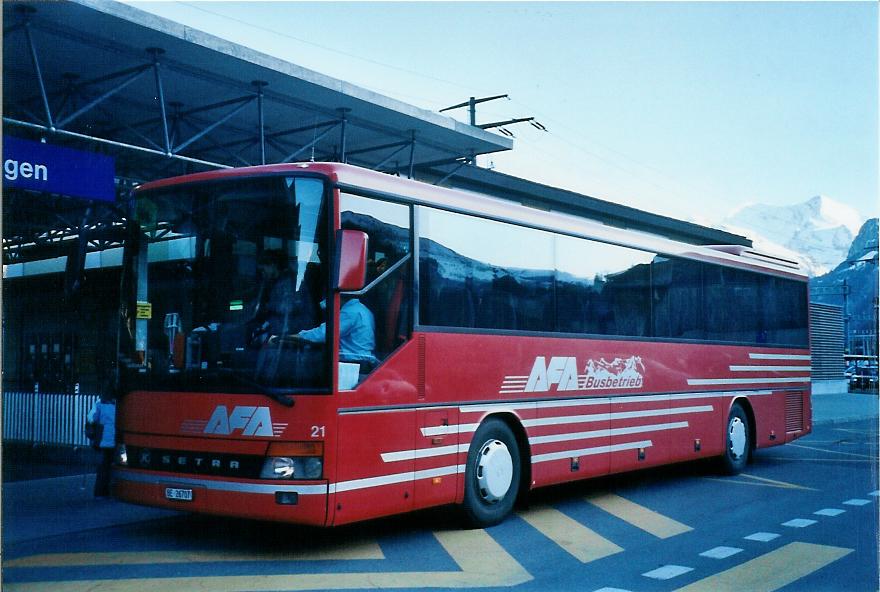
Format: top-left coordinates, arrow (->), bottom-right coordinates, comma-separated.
118,176 -> 329,393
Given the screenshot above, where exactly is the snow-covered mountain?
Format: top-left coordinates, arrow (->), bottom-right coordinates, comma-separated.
710,195 -> 866,276
811,218 -> 879,339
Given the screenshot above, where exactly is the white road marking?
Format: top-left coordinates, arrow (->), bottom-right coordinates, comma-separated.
782,518 -> 817,528
643,565 -> 694,580
870,491 -> 880,497
744,532 -> 780,542
699,546 -> 743,559
842,498 -> 871,506
814,508 -> 846,517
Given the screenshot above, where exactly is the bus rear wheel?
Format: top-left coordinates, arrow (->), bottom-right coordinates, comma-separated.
721,402 -> 750,475
462,418 -> 521,528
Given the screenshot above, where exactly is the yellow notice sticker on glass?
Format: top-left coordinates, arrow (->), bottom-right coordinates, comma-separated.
136,301 -> 153,319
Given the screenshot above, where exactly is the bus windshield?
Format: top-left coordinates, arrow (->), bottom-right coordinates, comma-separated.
118,175 -> 330,394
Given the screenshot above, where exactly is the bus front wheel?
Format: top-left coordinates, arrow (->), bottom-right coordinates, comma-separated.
462,418 -> 521,528
721,402 -> 750,475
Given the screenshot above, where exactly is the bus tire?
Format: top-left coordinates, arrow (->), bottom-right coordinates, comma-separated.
721,403 -> 750,475
461,418 -> 521,528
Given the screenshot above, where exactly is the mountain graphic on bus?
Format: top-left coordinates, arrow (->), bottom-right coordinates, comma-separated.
582,356 -> 645,389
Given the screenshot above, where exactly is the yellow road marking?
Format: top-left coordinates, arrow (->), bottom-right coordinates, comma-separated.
518,505 -> 623,563
703,473 -> 816,491
586,492 -> 692,539
787,443 -> 878,459
3,530 -> 532,591
5,539 -> 384,567
673,542 -> 852,592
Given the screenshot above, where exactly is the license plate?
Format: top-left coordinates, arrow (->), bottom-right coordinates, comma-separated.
165,487 -> 193,502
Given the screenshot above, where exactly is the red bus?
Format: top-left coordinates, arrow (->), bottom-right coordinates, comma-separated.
113,162 -> 811,527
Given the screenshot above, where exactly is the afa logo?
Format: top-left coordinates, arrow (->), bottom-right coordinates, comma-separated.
503,355 -> 646,394
180,405 -> 287,437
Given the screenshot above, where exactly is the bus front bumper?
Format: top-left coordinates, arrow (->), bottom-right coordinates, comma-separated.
113,468 -> 329,525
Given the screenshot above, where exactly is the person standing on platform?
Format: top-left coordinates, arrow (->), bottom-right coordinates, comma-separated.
86,393 -> 116,498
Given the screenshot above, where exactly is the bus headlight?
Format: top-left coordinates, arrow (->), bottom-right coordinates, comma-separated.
260,442 -> 323,480
262,457 -> 295,479
259,457 -> 323,480
115,444 -> 128,466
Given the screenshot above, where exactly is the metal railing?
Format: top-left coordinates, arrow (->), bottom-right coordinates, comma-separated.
3,391 -> 100,447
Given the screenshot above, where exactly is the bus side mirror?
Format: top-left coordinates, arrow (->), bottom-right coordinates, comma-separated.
335,229 -> 369,291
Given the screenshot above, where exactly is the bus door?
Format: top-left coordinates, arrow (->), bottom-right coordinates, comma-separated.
334,409 -> 415,524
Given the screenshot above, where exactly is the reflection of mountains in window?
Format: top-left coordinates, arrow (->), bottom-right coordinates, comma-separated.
419,235 -> 555,286
342,212 -> 409,262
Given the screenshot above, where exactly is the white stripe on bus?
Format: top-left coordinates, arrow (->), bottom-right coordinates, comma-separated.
384,421 -> 689,463
464,390 -> 772,414
381,444 -> 469,463
749,353 -> 811,361
688,377 -> 810,386
522,405 -> 713,428
529,421 -> 689,445
729,365 -> 811,372
532,440 -> 653,463
421,423 -> 481,437
422,405 -> 713,436
330,465 -> 466,493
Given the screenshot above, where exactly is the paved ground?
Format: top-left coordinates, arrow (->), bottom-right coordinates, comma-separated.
2,391 -> 877,591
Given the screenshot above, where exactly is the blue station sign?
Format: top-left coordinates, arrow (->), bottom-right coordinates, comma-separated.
2,136 -> 116,202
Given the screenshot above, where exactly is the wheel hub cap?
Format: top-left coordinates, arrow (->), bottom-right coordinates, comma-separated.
476,440 -> 513,503
729,417 -> 746,459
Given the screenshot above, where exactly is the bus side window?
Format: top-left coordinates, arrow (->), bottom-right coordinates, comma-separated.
339,194 -> 412,363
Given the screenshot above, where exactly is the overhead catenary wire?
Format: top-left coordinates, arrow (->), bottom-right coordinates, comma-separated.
167,2 -> 706,201
178,2 -> 495,95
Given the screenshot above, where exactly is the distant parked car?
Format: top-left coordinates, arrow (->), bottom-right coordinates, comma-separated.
849,363 -> 879,391
844,364 -> 857,380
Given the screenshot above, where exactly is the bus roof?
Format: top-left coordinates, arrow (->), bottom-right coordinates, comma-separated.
135,162 -> 807,280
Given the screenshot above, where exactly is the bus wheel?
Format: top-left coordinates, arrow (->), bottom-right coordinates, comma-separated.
721,403 -> 750,475
462,418 -> 521,528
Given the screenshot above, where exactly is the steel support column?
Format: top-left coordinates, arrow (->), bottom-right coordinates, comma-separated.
22,12 -> 54,130
436,159 -> 469,186
57,65 -> 152,129
408,131 -> 416,179
149,48 -> 171,155
253,81 -> 268,165
373,142 -> 411,171
281,122 -> 340,163
173,96 -> 255,154
338,108 -> 351,163
3,117 -> 232,169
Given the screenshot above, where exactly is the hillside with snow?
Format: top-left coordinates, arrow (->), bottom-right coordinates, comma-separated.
811,218 -> 879,339
712,196 -> 865,276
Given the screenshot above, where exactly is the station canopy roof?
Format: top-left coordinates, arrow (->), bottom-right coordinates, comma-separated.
2,0 -> 748,267
3,0 -> 512,178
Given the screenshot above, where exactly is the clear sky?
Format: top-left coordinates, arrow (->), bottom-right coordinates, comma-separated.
128,1 -> 878,225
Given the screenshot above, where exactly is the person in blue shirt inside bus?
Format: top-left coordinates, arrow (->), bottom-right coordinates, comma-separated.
294,297 -> 377,367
